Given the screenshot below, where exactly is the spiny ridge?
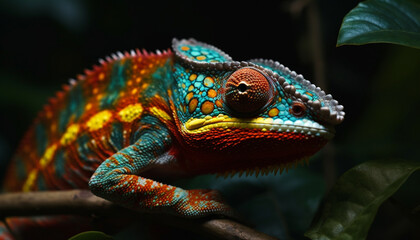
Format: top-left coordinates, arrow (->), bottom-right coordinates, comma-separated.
37,48 -> 172,120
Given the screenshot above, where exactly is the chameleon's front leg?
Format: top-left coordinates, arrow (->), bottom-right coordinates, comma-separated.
88,121 -> 233,218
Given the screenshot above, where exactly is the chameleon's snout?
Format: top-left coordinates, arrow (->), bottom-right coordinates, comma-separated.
224,68 -> 275,115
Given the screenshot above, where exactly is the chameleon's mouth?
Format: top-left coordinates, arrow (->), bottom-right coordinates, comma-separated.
183,114 -> 335,139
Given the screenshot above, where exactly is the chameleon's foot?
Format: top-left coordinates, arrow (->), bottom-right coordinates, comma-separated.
175,189 -> 237,219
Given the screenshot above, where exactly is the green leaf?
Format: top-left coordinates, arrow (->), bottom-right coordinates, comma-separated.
337,0 -> 420,49
69,231 -> 113,240
305,159 -> 420,240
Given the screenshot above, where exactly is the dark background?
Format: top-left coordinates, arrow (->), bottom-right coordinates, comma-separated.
1,0 -> 419,239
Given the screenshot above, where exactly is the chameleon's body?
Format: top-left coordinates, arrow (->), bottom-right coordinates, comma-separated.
1,39 -> 344,239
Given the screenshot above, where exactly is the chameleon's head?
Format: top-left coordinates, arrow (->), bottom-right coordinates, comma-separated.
171,39 -> 344,175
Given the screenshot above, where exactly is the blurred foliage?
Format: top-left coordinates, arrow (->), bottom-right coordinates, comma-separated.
337,0 -> 420,49
306,159 -> 420,240
1,0 -> 420,239
306,1 -> 420,239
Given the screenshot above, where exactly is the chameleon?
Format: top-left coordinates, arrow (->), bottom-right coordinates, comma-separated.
0,38 -> 344,239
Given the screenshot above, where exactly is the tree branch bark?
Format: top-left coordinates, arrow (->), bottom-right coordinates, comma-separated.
0,190 -> 278,240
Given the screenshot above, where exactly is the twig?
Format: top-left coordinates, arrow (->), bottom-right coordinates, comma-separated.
0,190 -> 278,240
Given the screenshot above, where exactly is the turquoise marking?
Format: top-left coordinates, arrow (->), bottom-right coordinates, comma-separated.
101,59 -> 132,109
142,60 -> 172,99
76,134 -> 98,164
110,122 -> 124,150
35,124 -> 48,156
36,174 -> 47,190
69,84 -> 85,119
196,74 -> 205,81
191,51 -> 200,56
58,83 -> 85,133
54,148 -> 66,177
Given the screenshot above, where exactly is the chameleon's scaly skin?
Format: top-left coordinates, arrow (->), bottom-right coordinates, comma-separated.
1,39 -> 344,236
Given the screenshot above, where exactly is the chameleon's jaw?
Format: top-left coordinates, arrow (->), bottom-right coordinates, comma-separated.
183,114 -> 335,140
178,115 -> 332,175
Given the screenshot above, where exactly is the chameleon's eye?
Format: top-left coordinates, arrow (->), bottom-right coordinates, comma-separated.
289,101 -> 306,117
224,68 -> 273,114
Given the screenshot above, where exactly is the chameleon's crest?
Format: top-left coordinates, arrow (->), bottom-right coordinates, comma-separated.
172,38 -> 245,70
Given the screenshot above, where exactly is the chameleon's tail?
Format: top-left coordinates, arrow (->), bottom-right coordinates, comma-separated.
0,221 -> 14,240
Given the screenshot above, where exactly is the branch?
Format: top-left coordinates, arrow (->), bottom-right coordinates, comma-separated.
0,190 -> 278,240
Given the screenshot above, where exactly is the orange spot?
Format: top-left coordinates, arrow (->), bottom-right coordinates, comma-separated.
201,101 -> 214,114
98,73 -> 105,81
188,85 -> 194,91
268,108 -> 279,117
127,80 -> 133,86
278,97 -> 282,102
189,74 -> 197,81
131,88 -> 138,95
50,123 -> 57,132
207,89 -> 217,98
196,56 -> 206,61
182,83 -> 186,89
188,98 -> 198,113
305,92 -> 313,97
186,92 -> 194,102
46,111 -> 53,119
136,77 -> 142,83
85,103 -> 92,111
181,46 -> 190,51
93,88 -> 99,94
215,100 -> 223,108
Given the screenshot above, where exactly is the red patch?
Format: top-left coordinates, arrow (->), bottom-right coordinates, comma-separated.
178,127 -> 328,174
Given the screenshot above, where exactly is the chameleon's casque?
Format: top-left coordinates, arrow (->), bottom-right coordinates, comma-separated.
1,38 -> 344,238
